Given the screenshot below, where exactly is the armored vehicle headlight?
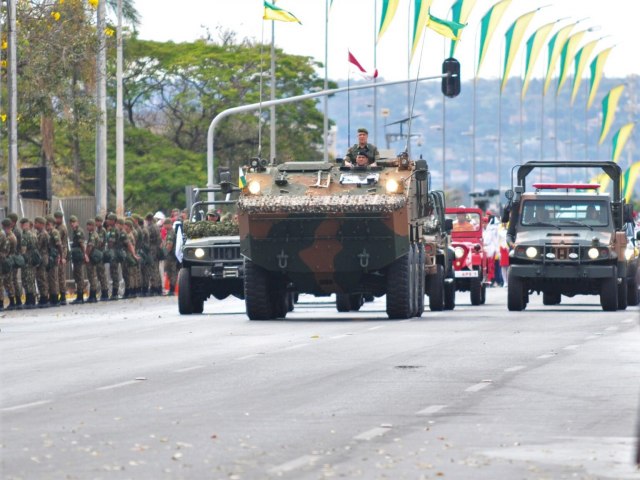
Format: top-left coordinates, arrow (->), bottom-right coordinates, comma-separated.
525,247 -> 538,258
587,247 -> 599,259
248,180 -> 261,195
454,246 -> 465,259
194,248 -> 206,259
385,179 -> 400,193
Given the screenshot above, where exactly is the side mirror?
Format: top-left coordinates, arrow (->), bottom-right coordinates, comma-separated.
441,58 -> 461,98
501,206 -> 511,224
414,159 -> 428,181
445,218 -> 453,233
504,189 -> 514,200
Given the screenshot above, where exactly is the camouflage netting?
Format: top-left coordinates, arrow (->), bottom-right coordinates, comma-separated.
185,221 -> 239,238
238,194 -> 407,214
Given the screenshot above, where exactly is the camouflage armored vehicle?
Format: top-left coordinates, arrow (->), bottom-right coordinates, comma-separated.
237,154 -> 431,320
422,190 -> 455,311
178,182 -> 244,314
503,161 -> 637,312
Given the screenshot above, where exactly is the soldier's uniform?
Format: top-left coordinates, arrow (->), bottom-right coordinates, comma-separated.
106,214 -> 122,300
121,219 -> 140,299
136,215 -> 151,296
19,218 -> 38,309
146,213 -> 163,295
85,219 -> 102,303
33,217 -> 50,307
344,141 -> 381,165
130,216 -> 142,296
1,219 -> 18,309
8,213 -> 23,307
163,218 -> 178,295
69,216 -> 87,304
45,216 -> 62,307
95,216 -> 109,300
54,211 -> 70,305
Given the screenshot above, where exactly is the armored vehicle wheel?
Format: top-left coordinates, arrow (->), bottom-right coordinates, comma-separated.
363,293 -> 375,303
244,259 -> 275,320
336,293 -> 363,312
480,284 -> 487,305
470,277 -> 482,306
444,280 -> 456,310
428,264 -> 444,312
600,271 -> 618,312
415,245 -> 425,317
507,270 -> 526,311
272,290 -> 289,319
617,277 -> 628,310
386,251 -> 414,319
287,292 -> 295,312
627,276 -> 639,306
542,292 -> 561,305
178,268 -> 195,315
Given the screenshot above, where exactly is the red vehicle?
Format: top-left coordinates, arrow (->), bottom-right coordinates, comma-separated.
445,207 -> 489,305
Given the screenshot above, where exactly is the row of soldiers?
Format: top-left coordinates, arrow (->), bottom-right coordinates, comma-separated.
0,211 -> 179,310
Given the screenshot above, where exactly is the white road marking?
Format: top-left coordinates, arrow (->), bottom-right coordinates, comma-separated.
96,380 -> 140,391
237,354 -> 261,360
330,334 -> 349,339
368,325 -> 386,331
282,343 -> 310,351
563,345 -> 580,350
465,382 -> 491,393
504,366 -> 526,373
173,365 -> 205,373
537,354 -> 555,359
604,326 -> 619,332
621,318 -> 635,324
353,425 -> 392,441
268,455 -> 320,474
417,404 -> 447,415
1,399 -> 52,412
585,335 -> 599,340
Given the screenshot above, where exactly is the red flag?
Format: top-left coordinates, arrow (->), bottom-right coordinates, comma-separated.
348,50 -> 378,79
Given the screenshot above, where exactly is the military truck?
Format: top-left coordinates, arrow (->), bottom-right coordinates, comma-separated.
503,161 -> 637,312
178,181 -> 244,315
422,190 -> 456,310
237,154 -> 431,320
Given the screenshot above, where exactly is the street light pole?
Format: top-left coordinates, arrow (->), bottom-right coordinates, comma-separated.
95,0 -> 107,215
7,0 -> 18,213
115,0 -> 124,216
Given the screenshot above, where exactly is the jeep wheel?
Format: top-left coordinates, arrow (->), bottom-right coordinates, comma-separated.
470,277 -> 482,306
193,297 -> 204,314
444,280 -> 456,310
600,272 -> 618,312
507,270 -> 526,311
428,264 -> 444,312
627,275 -> 639,306
386,252 -> 414,319
178,268 -> 194,315
617,277 -> 628,310
244,259 -> 275,320
542,292 -> 561,305
415,245 -> 425,317
480,284 -> 487,305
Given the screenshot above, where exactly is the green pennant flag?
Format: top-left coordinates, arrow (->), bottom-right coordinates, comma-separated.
263,1 -> 301,23
612,123 -> 635,163
378,0 -> 400,41
570,39 -> 600,105
426,9 -> 465,40
477,0 -> 512,76
501,9 -> 538,92
587,47 -> 613,110
599,85 -> 625,145
449,0 -> 476,57
521,21 -> 556,99
556,30 -> 586,96
411,0 -> 433,62
622,162 -> 640,202
543,23 -> 575,96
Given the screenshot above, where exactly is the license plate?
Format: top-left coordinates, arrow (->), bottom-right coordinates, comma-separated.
454,270 -> 478,278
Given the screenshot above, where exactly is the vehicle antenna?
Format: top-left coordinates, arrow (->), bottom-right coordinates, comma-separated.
405,31 -> 428,155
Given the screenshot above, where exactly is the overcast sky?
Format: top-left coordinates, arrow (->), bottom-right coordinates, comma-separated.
133,0 -> 638,83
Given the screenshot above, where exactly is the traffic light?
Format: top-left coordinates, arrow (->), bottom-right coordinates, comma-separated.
441,57 -> 461,98
19,166 -> 51,200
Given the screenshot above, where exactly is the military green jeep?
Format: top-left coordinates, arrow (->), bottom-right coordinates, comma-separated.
504,161 -> 638,312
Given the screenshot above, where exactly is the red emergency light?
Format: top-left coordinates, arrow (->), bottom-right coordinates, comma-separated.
532,183 -> 600,190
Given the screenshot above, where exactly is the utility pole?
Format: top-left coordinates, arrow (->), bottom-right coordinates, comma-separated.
7,0 -> 18,213
95,0 -> 107,215
115,0 -> 124,216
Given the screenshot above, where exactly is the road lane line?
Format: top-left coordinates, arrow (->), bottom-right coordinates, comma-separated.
96,380 -> 140,391
237,354 -> 261,360
269,455 -> 320,474
330,334 -> 349,339
174,365 -> 205,373
282,343 -> 310,351
536,353 -> 555,359
368,325 -> 386,331
465,382 -> 491,393
585,335 -> 599,340
417,405 -> 447,415
563,345 -> 580,350
621,318 -> 634,324
353,425 -> 392,441
604,326 -> 619,332
1,399 -> 52,412
504,366 -> 526,372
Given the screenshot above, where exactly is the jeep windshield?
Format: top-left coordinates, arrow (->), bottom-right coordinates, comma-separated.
520,200 -> 610,228
445,212 -> 481,232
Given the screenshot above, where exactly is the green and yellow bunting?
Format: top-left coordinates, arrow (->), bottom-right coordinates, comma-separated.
612,123 -> 635,163
556,30 -> 586,96
570,39 -> 600,105
521,21 -> 556,99
599,84 -> 625,145
501,9 -> 538,93
378,0 -> 400,41
411,0 -> 433,62
450,0 -> 477,57
622,162 -> 640,202
543,23 -> 575,96
426,9 -> 465,40
587,47 -> 613,110
263,1 -> 301,24
239,166 -> 247,189
477,0 -> 512,76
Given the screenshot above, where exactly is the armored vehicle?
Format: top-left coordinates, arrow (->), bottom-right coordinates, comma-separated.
237,154 -> 431,320
503,161 -> 637,312
422,190 -> 455,310
178,183 -> 244,314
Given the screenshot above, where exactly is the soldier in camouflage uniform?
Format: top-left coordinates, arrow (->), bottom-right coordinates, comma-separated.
135,215 -> 151,296
0,227 -> 6,310
129,215 -> 142,296
19,218 -> 37,309
122,219 -> 140,298
1,218 -> 18,310
105,213 -> 121,300
69,215 -> 88,304
84,219 -> 102,303
54,211 -> 70,305
94,215 -> 109,301
343,127 -> 381,166
162,218 -> 178,295
145,213 -> 163,296
45,216 -> 63,307
33,217 -> 50,308
8,213 -> 23,308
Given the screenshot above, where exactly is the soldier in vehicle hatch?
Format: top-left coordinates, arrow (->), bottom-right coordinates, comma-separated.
344,127 -> 380,166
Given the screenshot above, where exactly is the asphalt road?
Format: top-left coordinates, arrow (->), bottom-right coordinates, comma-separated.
2,289 -> 640,479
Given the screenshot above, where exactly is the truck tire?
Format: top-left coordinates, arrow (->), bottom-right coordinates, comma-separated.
178,268 -> 194,315
336,293 -> 351,312
617,277 -> 628,310
244,258 -> 275,320
428,264 -> 444,311
416,245 -> 425,317
470,277 -> 482,306
480,284 -> 487,305
507,270 -> 526,311
444,280 -> 456,310
272,289 -> 288,319
627,275 -> 639,306
386,252 -> 413,319
600,271 -> 618,312
542,292 -> 561,305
